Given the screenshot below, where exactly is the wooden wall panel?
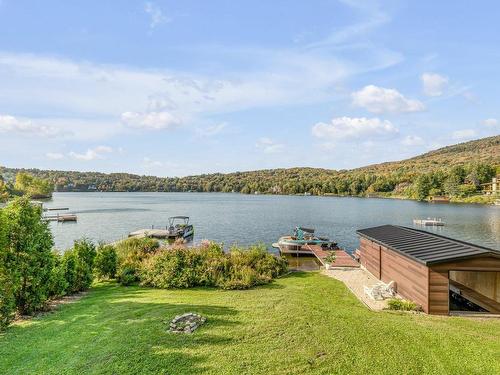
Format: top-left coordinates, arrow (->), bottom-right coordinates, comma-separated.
428,269 -> 449,315
358,237 -> 430,312
359,238 -> 380,279
379,246 -> 429,312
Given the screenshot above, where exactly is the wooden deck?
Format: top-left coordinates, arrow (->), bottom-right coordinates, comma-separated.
303,244 -> 360,268
42,213 -> 77,222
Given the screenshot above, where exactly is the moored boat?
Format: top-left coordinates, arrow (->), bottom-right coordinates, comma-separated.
275,227 -> 336,254
166,216 -> 194,239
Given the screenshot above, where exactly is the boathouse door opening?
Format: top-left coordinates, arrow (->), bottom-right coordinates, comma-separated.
448,270 -> 500,314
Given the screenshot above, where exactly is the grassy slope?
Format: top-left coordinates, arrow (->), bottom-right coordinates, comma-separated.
1,273 -> 499,375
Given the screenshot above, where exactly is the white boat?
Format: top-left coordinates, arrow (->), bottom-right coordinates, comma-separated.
165,216 -> 194,239
494,200 -> 500,206
276,227 -> 336,254
413,218 -> 445,226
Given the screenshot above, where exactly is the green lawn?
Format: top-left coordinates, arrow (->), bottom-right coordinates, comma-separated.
1,272 -> 499,375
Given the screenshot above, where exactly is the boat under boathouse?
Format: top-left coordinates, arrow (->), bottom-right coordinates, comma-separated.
356,225 -> 500,315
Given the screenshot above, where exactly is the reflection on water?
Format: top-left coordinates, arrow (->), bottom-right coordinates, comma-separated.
284,255 -> 322,271
45,192 -> 500,252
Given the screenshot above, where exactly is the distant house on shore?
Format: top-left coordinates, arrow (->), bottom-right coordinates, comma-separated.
270,185 -> 282,194
481,175 -> 499,195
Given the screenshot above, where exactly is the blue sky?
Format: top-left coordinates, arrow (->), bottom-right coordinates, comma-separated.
0,0 -> 499,176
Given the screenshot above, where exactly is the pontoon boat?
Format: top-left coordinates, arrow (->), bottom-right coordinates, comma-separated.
166,216 -> 194,239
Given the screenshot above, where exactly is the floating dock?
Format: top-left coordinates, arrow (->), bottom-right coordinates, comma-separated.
413,218 -> 445,226
128,229 -> 170,239
43,213 -> 77,222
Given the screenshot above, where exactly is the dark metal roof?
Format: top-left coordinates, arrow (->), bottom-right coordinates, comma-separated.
356,225 -> 500,265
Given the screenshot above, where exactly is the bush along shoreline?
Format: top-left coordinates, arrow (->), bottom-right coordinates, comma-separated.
0,198 -> 288,331
114,237 -> 288,290
138,241 -> 288,290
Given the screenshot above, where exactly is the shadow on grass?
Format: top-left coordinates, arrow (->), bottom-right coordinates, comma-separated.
1,286 -> 241,375
1,274 -> 315,373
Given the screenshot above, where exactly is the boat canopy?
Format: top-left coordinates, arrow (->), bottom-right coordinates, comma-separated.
297,227 -> 314,233
294,227 -> 315,241
168,216 -> 190,225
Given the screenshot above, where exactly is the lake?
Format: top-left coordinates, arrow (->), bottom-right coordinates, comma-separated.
45,192 -> 500,253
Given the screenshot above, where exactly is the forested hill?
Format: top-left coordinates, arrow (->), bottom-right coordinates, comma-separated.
352,134 -> 499,174
1,135 -> 499,202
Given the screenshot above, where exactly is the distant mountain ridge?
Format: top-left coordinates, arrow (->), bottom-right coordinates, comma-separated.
1,135 -> 499,202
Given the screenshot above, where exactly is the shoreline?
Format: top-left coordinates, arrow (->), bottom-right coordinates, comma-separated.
51,190 -> 499,206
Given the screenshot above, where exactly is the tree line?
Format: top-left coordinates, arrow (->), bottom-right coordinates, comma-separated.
2,162 -> 498,202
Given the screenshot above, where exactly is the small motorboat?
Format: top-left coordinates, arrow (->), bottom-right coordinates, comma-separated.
166,216 -> 194,239
413,218 -> 445,226
276,227 -> 336,254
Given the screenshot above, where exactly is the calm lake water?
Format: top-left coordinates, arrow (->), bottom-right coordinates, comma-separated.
45,192 -> 500,253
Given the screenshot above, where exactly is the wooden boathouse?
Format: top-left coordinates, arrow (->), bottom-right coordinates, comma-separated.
356,225 -> 500,315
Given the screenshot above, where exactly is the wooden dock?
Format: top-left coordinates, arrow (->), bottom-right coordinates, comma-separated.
129,228 -> 170,239
303,244 -> 360,268
43,213 -> 77,222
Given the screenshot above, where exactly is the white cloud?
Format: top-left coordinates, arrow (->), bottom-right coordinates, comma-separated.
0,40 -> 403,166
69,146 -> 113,161
121,111 -> 181,130
401,135 -> 424,146
351,85 -> 424,114
0,114 -> 65,137
144,2 -> 170,29
452,129 -> 476,141
308,0 -> 389,47
0,50 -> 396,126
45,152 -> 65,160
462,91 -> 478,103
483,118 -> 498,127
255,137 -> 285,154
421,73 -> 448,97
312,116 -> 398,141
195,123 -> 227,137
142,157 -> 163,168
